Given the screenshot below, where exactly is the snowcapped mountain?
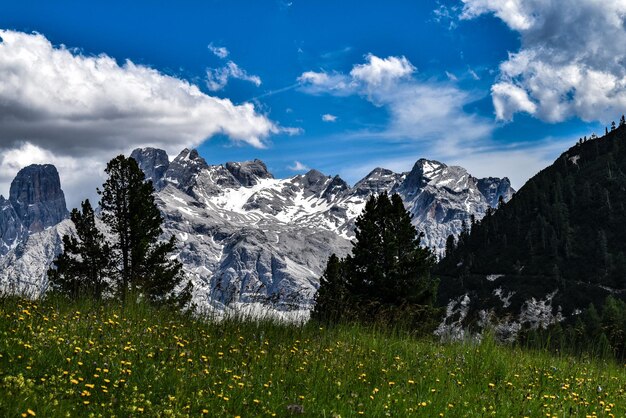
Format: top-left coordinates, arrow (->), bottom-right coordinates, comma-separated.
0,148 -> 514,310
132,148 -> 513,308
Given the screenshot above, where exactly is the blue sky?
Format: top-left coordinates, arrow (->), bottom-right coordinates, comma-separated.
0,0 -> 621,206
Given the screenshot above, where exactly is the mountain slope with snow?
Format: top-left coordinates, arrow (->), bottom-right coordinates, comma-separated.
0,147 -> 514,310
133,148 -> 513,308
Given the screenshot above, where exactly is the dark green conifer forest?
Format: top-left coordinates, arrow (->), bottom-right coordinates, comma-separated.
437,121 -> 626,358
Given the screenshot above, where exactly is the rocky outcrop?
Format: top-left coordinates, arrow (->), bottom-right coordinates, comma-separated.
225,159 -> 273,187
0,164 -> 68,255
163,148 -> 210,191
9,164 -> 67,233
476,177 -> 515,208
0,196 -> 25,255
130,147 -> 170,190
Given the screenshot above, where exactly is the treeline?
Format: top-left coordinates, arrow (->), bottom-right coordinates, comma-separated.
48,156 -> 192,309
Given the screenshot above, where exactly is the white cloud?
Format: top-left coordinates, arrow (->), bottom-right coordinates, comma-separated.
206,61 -> 262,91
0,29 -> 280,205
208,42 -> 229,59
445,71 -> 458,81
461,0 -> 533,30
491,82 -> 537,120
288,161 -> 309,171
297,71 -> 355,95
299,54 -> 493,147
298,52 -> 578,190
460,0 -> 626,122
433,3 -> 461,30
349,54 -> 415,87
322,114 -> 337,122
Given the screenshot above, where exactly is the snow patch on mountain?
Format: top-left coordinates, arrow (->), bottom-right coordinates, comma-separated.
0,147 -> 515,313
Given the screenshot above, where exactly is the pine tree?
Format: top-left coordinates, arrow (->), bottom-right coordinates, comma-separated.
311,254 -> 347,323
314,192 -> 437,326
98,155 -> 192,308
445,234 -> 456,258
48,199 -> 112,299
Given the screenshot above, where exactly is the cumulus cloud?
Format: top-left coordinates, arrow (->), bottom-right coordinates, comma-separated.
208,42 -> 229,59
0,29 -> 280,205
321,114 -> 337,122
460,0 -> 626,122
206,61 -> 262,91
349,54 -> 415,87
298,52 -> 573,190
287,161 -> 309,171
299,54 -> 492,147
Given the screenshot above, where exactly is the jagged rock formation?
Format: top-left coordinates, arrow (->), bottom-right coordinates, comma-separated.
130,148 -> 169,189
476,177 -> 515,208
9,164 -> 67,233
0,220 -> 73,297
131,148 -> 513,308
0,164 -> 67,255
225,159 -> 273,186
0,148 -> 514,310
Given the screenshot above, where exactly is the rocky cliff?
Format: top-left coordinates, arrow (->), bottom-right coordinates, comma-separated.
0,164 -> 67,255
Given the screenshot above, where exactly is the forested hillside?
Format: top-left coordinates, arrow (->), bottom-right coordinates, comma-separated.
436,122 -> 626,347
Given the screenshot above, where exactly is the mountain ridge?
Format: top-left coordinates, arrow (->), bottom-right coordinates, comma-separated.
0,147 -> 514,311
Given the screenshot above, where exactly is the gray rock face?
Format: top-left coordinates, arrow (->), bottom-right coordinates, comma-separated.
225,159 -> 273,186
0,149 -> 514,312
476,177 -> 515,208
130,147 -> 170,190
354,168 -> 404,196
164,148 -> 210,191
0,220 -> 73,297
149,150 -> 515,307
0,196 -> 25,255
9,164 -> 67,233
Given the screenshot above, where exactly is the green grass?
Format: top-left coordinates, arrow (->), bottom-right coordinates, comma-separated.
0,297 -> 624,417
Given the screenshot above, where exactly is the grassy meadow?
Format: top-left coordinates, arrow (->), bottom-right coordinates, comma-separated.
0,297 -> 624,417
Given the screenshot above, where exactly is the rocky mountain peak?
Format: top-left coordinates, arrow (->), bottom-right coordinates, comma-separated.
130,147 -> 170,190
354,167 -> 404,196
322,175 -> 349,200
476,177 -> 515,208
8,164 -> 67,233
401,159 -> 447,193
163,148 -> 209,190
0,196 -> 24,255
225,159 -> 273,187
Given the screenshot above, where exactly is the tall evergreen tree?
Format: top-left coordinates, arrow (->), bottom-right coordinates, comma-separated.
445,234 -> 456,258
98,155 -> 192,308
48,199 -> 112,299
314,192 -> 437,326
310,254 -> 347,323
